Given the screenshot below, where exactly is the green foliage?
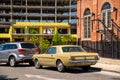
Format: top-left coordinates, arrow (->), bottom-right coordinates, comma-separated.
52,32 -> 62,45
29,36 -> 39,44
29,28 -> 39,34
40,39 -> 50,53
28,28 -> 39,44
62,36 -> 77,45
61,37 -> 67,45
52,33 -> 77,45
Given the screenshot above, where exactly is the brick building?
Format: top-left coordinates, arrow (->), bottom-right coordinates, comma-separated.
77,0 -> 120,59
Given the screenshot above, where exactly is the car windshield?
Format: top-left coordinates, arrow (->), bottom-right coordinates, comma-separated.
21,43 -> 35,48
62,46 -> 85,52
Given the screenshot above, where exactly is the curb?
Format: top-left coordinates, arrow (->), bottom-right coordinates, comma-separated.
91,66 -> 120,74
101,68 -> 120,74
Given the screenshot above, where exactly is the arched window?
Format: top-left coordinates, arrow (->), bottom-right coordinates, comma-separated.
102,2 -> 111,10
102,2 -> 111,27
84,8 -> 91,38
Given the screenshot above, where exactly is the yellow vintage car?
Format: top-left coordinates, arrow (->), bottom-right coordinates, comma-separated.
33,45 -> 99,72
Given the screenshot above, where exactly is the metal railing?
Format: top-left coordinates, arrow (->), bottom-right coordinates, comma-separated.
87,19 -> 120,59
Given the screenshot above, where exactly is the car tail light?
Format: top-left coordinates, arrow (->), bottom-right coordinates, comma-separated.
35,48 -> 39,54
18,49 -> 26,53
95,56 -> 99,60
71,56 -> 75,60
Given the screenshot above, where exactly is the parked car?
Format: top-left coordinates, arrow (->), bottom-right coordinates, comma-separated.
33,45 -> 99,72
0,42 -> 39,67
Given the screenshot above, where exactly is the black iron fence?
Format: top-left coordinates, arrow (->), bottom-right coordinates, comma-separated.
81,19 -> 120,59
81,40 -> 120,59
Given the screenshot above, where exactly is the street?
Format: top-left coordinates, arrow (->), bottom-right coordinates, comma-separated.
0,63 -> 120,80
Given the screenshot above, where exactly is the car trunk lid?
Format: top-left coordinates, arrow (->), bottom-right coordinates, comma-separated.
68,52 -> 99,60
18,43 -> 38,57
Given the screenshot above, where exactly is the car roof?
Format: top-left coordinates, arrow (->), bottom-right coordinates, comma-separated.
1,42 -> 34,44
50,45 -> 83,53
51,45 -> 80,47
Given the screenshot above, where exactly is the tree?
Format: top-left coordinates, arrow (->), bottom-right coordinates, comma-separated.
62,36 -> 77,45
52,32 -> 62,45
29,36 -> 39,44
52,33 -> 77,45
40,39 -> 50,53
28,28 -> 39,45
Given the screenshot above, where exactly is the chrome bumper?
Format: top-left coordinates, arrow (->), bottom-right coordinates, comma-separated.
70,60 -> 99,63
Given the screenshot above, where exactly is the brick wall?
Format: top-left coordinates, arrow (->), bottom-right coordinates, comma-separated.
77,0 -> 120,59
77,0 -> 120,42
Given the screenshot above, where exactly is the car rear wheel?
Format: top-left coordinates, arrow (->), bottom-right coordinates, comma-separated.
56,60 -> 65,72
82,65 -> 90,71
6,62 -> 10,66
9,57 -> 16,67
35,59 -> 42,69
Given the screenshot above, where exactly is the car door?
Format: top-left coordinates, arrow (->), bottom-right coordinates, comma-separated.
0,44 -> 10,62
0,45 -> 4,62
1,44 -> 11,62
43,47 -> 56,66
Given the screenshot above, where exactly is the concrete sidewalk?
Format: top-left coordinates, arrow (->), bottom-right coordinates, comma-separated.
92,57 -> 120,73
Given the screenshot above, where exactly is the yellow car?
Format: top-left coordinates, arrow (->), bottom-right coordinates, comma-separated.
33,45 -> 99,72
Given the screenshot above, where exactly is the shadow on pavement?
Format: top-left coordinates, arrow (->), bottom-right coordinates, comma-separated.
112,78 -> 120,80
0,75 -> 18,80
0,63 -> 33,68
42,67 -> 102,74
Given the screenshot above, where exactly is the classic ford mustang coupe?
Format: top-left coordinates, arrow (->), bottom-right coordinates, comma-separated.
33,45 -> 99,72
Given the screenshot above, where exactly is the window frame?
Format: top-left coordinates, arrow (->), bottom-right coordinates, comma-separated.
83,8 -> 91,39
46,47 -> 56,54
101,2 -> 111,28
2,44 -> 18,50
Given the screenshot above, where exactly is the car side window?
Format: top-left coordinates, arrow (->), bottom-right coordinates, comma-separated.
9,44 -> 17,49
0,45 -> 3,51
3,44 -> 10,50
46,47 -> 56,54
2,44 -> 17,50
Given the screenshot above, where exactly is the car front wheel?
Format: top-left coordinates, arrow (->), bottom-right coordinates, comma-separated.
34,59 -> 42,69
9,57 -> 16,67
29,61 -> 34,66
56,60 -> 65,72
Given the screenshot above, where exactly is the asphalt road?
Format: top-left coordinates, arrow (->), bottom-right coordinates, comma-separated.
0,63 -> 120,80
